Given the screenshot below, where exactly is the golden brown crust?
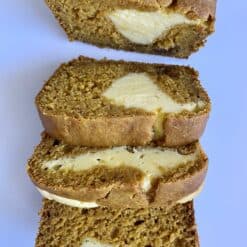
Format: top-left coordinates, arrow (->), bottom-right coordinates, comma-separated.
38,109 -> 156,147
36,56 -> 211,147
162,112 -> 209,146
39,108 -> 209,147
153,160 -> 207,206
171,0 -> 216,20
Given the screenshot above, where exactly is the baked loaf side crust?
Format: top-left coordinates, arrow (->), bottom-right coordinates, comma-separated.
172,0 -> 216,19
36,199 -> 199,247
36,56 -> 211,147
162,112 -> 209,147
38,109 -> 156,147
27,134 -> 208,208
45,0 -> 216,58
38,107 -> 209,147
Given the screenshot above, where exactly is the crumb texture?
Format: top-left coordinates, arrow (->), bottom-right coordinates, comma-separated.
36,200 -> 199,247
36,57 -> 210,118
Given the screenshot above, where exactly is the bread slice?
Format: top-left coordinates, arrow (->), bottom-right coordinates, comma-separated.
36,57 -> 211,147
27,133 -> 208,208
36,199 -> 199,247
45,0 -> 216,58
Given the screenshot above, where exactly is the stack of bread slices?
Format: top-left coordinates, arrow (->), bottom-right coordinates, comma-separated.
27,56 -> 212,246
27,0 -> 216,246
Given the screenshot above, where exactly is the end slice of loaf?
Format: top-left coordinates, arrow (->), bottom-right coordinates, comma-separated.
27,133 -> 208,208
36,199 -> 199,247
36,56 -> 211,147
45,0 -> 216,58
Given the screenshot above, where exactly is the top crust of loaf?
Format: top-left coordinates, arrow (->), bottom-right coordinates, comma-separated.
36,56 -> 210,147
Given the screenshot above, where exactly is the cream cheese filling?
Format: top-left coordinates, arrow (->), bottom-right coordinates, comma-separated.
108,9 -> 201,45
103,73 -> 204,113
103,73 -> 205,139
42,146 -> 199,193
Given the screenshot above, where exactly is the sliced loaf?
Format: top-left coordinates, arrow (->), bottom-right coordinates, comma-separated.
36,199 -> 199,247
36,56 -> 211,147
45,0 -> 216,58
27,133 -> 208,208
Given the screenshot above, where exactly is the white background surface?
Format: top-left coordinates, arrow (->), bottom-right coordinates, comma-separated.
1,1 -> 247,246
